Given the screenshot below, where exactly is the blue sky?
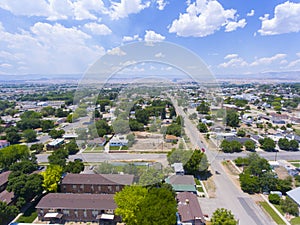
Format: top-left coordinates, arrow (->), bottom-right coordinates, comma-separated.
0,0 -> 300,76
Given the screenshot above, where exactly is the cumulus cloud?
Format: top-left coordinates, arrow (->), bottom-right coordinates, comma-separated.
225,19 -> 246,32
250,54 -> 287,66
219,53 -> 288,69
144,30 -> 165,42
109,0 -> 150,20
107,47 -> 126,56
155,52 -> 165,58
122,34 -> 141,42
84,23 -> 112,35
224,54 -> 238,59
156,0 -> 168,10
258,1 -> 300,35
168,0 -> 246,37
247,9 -> 255,17
0,22 -> 104,74
0,0 -> 107,21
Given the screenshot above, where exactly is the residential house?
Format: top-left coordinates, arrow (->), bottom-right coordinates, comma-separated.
36,193 -> 119,224
46,139 -> 64,150
172,163 -> 184,175
287,187 -> 300,207
165,135 -> 178,143
87,137 -> 107,147
165,175 -> 197,193
0,171 -> 15,205
177,192 -> 206,225
109,136 -> 128,147
61,174 -> 134,194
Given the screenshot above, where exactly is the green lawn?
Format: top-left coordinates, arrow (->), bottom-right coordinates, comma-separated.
291,217 -> 300,225
194,178 -> 201,185
259,202 -> 286,225
17,205 -> 38,223
197,186 -> 204,192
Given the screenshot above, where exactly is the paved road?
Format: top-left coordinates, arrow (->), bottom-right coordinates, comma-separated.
170,96 -> 277,225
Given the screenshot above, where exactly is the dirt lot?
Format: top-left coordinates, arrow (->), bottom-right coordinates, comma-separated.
130,132 -> 178,151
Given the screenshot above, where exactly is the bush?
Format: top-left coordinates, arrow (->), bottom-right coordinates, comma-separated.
269,194 -> 280,205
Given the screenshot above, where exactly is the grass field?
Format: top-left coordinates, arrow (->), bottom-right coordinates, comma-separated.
259,202 -> 286,225
291,217 -> 300,225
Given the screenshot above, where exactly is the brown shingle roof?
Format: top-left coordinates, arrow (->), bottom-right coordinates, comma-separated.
177,192 -> 204,222
36,193 -> 116,210
167,175 -> 196,186
0,171 -> 11,186
61,174 -> 134,186
0,190 -> 14,204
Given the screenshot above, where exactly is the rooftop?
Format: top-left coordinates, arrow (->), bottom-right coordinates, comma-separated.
36,193 -> 116,210
61,173 -> 134,186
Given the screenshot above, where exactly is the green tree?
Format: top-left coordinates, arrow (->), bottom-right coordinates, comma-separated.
166,123 -> 181,137
269,194 -> 280,205
129,119 -> 144,131
5,127 -> 21,144
237,129 -> 246,137
49,129 -> 65,139
184,150 -> 209,176
197,122 -> 208,133
95,161 -> 118,174
226,110 -> 240,127
41,165 -> 63,192
138,168 -> 164,186
244,140 -> 256,151
65,161 -> 84,174
0,145 -> 30,170
239,173 -> 260,194
48,148 -> 68,167
290,140 -> 299,151
135,109 -> 149,125
278,138 -> 290,150
23,129 -> 37,142
30,143 -> 44,154
260,137 -> 276,152
281,197 -> 299,216
40,120 -> 55,132
64,140 -> 79,155
167,148 -> 192,165
135,187 -> 177,225
114,185 -> 148,225
211,208 -> 238,225
9,160 -> 38,174
0,202 -> 19,225
196,101 -> 210,114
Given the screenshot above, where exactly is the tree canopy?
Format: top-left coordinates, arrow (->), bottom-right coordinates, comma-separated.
41,165 -> 63,192
211,208 -> 238,225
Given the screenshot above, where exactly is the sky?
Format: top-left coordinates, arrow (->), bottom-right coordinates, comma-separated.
0,0 -> 300,76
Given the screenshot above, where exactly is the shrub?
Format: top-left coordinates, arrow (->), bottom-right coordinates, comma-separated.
268,194 -> 280,205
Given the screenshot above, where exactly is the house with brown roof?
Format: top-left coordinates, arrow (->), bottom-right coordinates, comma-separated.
177,192 -> 206,225
36,193 -> 119,224
0,171 -> 15,205
165,175 -> 197,193
61,173 -> 134,194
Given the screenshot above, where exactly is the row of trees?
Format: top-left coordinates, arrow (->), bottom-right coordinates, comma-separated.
278,138 -> 299,151
237,153 -> 292,194
220,139 -> 256,153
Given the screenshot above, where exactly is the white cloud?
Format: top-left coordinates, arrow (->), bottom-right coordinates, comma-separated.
84,23 -> 112,35
155,52 -> 165,58
169,0 -> 246,37
296,52 -> 300,57
287,59 -> 300,68
107,47 -> 126,56
250,54 -> 287,66
247,9 -> 255,17
122,34 -> 141,42
0,0 -> 106,21
0,22 -> 104,74
219,57 -> 248,68
225,19 -> 246,32
224,54 -> 238,59
144,30 -> 165,42
258,1 -> 300,35
156,0 -> 167,10
109,0 -> 150,20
